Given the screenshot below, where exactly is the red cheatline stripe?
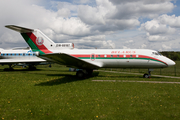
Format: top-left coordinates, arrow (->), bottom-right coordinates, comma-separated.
26,33 -> 52,54
139,55 -> 167,65
71,54 -> 167,65
71,54 -> 90,57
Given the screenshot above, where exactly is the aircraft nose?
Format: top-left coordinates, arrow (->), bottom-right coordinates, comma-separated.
167,59 -> 176,66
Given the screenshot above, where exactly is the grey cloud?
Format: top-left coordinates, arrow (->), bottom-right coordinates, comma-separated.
78,5 -> 106,25
90,19 -> 140,33
0,0 -> 179,51
109,0 -> 173,5
158,14 -> 180,28
108,2 -> 175,19
140,14 -> 180,42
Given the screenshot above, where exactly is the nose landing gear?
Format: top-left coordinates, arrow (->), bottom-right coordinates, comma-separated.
143,69 -> 153,78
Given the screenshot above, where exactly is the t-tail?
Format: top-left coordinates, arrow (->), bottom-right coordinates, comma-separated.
5,25 -> 74,55
5,25 -> 54,55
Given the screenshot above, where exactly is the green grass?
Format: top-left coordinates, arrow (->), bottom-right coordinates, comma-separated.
0,64 -> 180,119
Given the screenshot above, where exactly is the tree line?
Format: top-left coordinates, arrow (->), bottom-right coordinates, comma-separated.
160,51 -> 180,61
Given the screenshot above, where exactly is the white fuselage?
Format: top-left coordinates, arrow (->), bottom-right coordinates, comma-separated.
49,49 -> 175,69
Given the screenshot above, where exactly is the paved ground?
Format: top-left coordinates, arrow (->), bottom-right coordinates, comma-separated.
97,70 -> 180,79
92,80 -> 180,84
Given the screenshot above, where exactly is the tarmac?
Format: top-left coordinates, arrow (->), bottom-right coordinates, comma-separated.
92,80 -> 180,84
97,70 -> 180,79
93,70 -> 180,84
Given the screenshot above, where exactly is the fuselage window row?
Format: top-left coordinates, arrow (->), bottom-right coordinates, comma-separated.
0,53 -> 36,56
93,54 -> 139,58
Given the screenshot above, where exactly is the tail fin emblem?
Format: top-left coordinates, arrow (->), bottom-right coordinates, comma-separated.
36,37 -> 44,46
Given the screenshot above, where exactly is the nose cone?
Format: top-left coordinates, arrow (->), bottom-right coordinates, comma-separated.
167,59 -> 176,66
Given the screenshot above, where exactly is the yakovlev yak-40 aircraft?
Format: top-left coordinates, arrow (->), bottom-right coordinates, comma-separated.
5,25 -> 175,78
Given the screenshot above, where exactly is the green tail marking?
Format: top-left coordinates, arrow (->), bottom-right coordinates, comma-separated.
21,33 -> 45,55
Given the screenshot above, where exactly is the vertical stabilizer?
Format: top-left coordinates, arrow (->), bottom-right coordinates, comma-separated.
5,25 -> 55,55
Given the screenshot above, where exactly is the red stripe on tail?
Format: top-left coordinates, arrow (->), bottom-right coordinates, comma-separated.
26,33 -> 52,54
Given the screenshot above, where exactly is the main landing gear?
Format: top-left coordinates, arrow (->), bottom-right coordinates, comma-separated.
143,69 -> 153,78
4,64 -> 15,71
28,65 -> 36,70
76,69 -> 93,78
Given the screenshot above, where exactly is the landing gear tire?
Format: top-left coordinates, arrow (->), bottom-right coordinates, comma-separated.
76,71 -> 84,78
143,74 -> 149,78
28,65 -> 36,70
86,69 -> 93,76
143,69 -> 153,78
76,69 -> 94,78
4,64 -> 14,71
4,68 -> 14,71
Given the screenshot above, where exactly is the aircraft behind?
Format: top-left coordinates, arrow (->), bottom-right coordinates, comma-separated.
5,25 -> 175,78
0,47 -> 49,70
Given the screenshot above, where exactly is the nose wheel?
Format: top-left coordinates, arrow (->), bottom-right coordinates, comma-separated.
143,73 -> 150,78
143,69 -> 153,78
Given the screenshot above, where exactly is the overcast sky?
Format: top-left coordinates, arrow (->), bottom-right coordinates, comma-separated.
0,0 -> 180,51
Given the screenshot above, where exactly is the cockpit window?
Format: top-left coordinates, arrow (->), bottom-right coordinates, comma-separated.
158,52 -> 162,56
152,52 -> 162,56
155,52 -> 158,55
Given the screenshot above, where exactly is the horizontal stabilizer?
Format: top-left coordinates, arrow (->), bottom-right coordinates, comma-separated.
5,25 -> 34,33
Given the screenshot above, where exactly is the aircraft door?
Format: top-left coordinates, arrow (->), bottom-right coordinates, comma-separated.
91,53 -> 96,61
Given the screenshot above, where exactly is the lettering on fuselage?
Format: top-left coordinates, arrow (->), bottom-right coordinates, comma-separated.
111,51 -> 136,54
